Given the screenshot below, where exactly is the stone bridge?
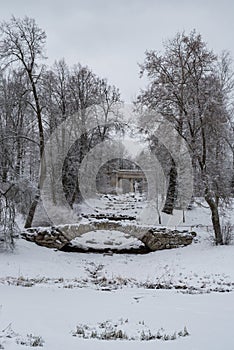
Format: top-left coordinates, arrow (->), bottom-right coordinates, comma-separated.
21,219 -> 196,252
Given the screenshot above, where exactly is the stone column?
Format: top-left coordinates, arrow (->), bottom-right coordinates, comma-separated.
115,174 -> 119,194
130,178 -> 134,192
119,178 -> 123,194
116,176 -> 123,194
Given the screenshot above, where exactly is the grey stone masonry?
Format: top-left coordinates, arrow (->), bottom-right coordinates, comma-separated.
21,220 -> 196,251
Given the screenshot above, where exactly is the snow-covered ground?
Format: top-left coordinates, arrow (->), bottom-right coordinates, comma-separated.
0,194 -> 234,349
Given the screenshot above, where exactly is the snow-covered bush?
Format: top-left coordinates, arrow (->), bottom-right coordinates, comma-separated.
0,324 -> 44,347
209,220 -> 234,246
16,334 -> 44,347
221,221 -> 234,245
72,319 -> 190,341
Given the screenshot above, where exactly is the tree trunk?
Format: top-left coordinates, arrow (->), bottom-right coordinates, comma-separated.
69,132 -> 88,207
231,150 -> 234,196
162,160 -> 177,214
24,188 -> 40,228
24,74 -> 45,228
205,193 -> 223,245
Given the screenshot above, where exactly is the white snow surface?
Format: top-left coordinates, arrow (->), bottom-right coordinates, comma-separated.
0,194 -> 234,349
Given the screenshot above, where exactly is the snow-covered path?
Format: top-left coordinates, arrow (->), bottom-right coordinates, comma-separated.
0,284 -> 234,350
0,234 -> 234,349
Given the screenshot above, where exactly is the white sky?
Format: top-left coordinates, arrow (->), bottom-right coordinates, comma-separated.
1,0 -> 234,102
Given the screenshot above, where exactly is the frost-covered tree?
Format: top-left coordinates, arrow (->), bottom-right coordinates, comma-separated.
61,65 -> 123,206
218,52 -> 234,195
0,68 -> 38,222
0,16 -> 46,158
0,17 -> 123,227
0,16 -> 47,228
39,61 -> 123,207
136,30 -> 233,244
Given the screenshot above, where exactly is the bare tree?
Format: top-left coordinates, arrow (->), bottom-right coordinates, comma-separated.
42,62 -> 123,207
0,16 -> 46,158
218,52 -> 234,194
63,65 -> 123,206
0,17 -> 124,228
0,16 -> 46,228
136,30 -> 233,244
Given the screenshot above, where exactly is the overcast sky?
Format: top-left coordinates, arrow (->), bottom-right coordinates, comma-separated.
1,0 -> 234,102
